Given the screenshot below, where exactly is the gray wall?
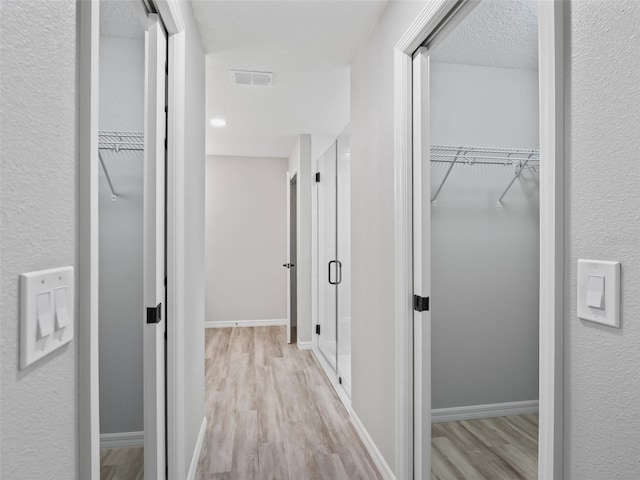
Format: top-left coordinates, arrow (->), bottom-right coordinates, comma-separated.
98,36 -> 145,435
565,1 -> 640,478
0,1 -> 78,478
430,63 -> 539,409
180,1 -> 207,472
205,155 -> 288,322
289,135 -> 313,343
350,1 -> 427,472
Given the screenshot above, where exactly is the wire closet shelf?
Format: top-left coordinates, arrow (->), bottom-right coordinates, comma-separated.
98,130 -> 144,201
430,144 -> 540,205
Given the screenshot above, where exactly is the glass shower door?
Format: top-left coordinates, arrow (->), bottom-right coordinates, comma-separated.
336,126 -> 351,395
318,142 -> 338,371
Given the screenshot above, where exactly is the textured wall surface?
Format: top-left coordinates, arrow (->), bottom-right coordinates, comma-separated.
180,0 -> 207,472
0,1 -> 78,478
205,155 -> 288,322
350,1 -> 427,472
565,1 -> 640,478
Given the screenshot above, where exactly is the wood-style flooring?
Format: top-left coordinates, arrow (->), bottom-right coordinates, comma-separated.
432,414 -> 539,480
100,446 -> 143,480
195,326 -> 381,480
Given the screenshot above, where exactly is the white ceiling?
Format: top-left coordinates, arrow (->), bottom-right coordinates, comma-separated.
100,0 -> 147,39
431,0 -> 538,69
192,0 -> 388,158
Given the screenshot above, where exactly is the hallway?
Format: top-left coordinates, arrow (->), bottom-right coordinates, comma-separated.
195,327 -> 381,479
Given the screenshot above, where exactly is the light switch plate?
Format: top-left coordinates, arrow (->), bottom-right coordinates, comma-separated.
20,266 -> 74,369
577,259 -> 620,328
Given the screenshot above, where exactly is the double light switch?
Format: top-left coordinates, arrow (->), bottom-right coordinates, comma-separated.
578,260 -> 620,328
21,266 -> 74,369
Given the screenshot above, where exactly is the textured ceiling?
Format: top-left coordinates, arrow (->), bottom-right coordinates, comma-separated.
431,0 -> 538,69
100,0 -> 147,39
192,0 -> 388,158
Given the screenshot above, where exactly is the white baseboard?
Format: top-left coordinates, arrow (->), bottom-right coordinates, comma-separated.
349,410 -> 395,480
187,417 -> 207,480
205,319 -> 286,328
297,341 -> 312,350
100,431 -> 144,449
432,400 -> 539,423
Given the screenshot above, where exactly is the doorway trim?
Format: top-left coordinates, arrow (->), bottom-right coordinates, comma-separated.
78,1 -> 186,478
393,1 -> 564,478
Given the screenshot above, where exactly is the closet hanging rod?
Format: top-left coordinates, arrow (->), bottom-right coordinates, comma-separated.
430,144 -> 540,204
98,130 -> 144,152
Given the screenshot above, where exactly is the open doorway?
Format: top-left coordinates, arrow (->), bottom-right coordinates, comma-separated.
426,2 -> 540,477
400,0 -> 564,478
96,1 -> 168,477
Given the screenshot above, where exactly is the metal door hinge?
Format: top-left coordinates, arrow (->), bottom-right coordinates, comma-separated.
315,324 -> 321,335
413,295 -> 429,312
147,303 -> 162,324
315,172 -> 320,183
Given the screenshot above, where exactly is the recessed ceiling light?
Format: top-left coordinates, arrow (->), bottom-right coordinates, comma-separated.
210,118 -> 226,127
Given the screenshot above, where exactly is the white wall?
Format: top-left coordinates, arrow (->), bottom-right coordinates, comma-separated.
289,135 -> 313,343
430,63 -> 539,409
565,2 -> 640,478
98,36 -> 145,435
180,1 -> 207,473
0,1 -> 78,478
350,1 -> 427,472
205,155 -> 288,322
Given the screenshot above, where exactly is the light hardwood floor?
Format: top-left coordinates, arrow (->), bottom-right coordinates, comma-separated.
100,446 -> 143,480
196,326 -> 381,480
432,414 -> 539,480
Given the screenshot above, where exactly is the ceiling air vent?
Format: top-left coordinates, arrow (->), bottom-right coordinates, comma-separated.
231,70 -> 273,86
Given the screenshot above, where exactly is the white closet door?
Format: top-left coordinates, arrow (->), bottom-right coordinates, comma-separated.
413,46 -> 432,479
318,142 -> 338,370
143,13 -> 167,479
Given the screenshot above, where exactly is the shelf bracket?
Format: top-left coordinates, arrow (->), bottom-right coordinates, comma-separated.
497,153 -> 534,205
98,150 -> 117,201
431,148 -> 465,204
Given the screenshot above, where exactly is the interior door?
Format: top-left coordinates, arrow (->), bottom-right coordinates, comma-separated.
143,13 -> 167,479
413,46 -> 432,479
285,173 -> 297,344
318,142 -> 338,370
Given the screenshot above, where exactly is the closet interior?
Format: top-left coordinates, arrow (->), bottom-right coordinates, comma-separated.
313,124 -> 352,399
427,0 -> 540,475
98,0 -> 147,469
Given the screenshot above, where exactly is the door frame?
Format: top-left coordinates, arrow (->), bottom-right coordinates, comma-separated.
78,1 -> 187,478
393,1 -> 565,479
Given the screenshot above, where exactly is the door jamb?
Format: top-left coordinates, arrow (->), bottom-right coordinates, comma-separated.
78,1 -> 186,478
393,1 -> 565,478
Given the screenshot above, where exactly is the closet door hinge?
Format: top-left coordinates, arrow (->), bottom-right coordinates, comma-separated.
315,324 -> 321,335
413,295 -> 429,312
315,172 -> 320,183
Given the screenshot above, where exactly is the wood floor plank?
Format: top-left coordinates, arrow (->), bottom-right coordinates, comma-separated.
196,326 -> 381,480
432,415 -> 539,480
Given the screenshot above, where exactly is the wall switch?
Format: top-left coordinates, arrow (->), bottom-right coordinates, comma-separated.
20,266 -> 74,369
577,260 -> 620,328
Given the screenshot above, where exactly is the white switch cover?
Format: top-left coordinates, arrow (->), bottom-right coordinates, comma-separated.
577,260 -> 620,328
20,266 -> 74,369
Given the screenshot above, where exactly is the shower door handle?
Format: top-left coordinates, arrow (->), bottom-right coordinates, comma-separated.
328,260 -> 337,285
336,260 -> 342,285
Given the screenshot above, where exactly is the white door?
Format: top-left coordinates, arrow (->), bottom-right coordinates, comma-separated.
143,13 -> 167,479
285,172 -> 297,344
412,46 -> 432,479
